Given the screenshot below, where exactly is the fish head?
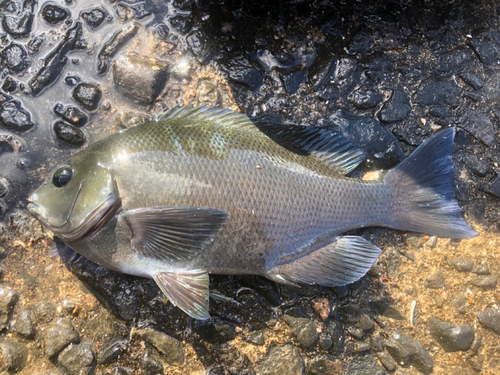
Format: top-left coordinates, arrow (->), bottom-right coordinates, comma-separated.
28,155 -> 120,242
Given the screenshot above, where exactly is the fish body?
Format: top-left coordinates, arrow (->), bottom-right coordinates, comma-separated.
28,106 -> 477,319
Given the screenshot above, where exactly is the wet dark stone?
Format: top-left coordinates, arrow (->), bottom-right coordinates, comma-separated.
469,334 -> 483,356
115,1 -> 151,20
345,354 -> 385,375
54,103 -> 88,127
257,344 -> 305,375
427,317 -> 474,352
168,13 -> 193,35
280,70 -> 305,95
97,23 -> 139,75
246,330 -> 265,345
65,75 -> 81,86
380,90 -> 411,122
468,275 -> 497,289
318,83 -> 339,101
326,318 -> 344,355
459,72 -> 484,90
309,51 -> 336,90
2,77 -> 17,93
14,309 -> 34,338
112,55 -> 169,105
477,308 -> 500,335
414,79 -> 460,107
172,0 -> 194,10
451,258 -> 474,272
348,85 -> 382,109
29,22 -> 84,96
137,328 -> 184,365
221,55 -> 264,91
27,34 -> 45,55
425,271 -> 445,289
33,301 -> 55,323
307,356 -> 338,375
2,13 -> 33,38
0,100 -> 34,132
72,83 -> 102,111
436,49 -> 471,74
463,153 -> 489,177
41,2 -> 70,24
370,334 -> 384,352
473,261 -> 490,275
0,338 -> 27,373
53,121 -> 85,146
44,317 -> 80,357
488,175 -> 500,199
58,342 -> 95,375
370,299 -> 404,320
193,319 -> 237,345
377,352 -> 397,372
98,339 -> 128,365
81,7 -> 108,30
348,32 -> 373,55
459,109 -> 496,147
283,307 -> 318,348
187,30 -> 213,64
0,286 -> 18,331
141,350 -> 163,375
0,43 -> 29,73
469,37 -> 498,65
153,23 -> 169,41
385,330 -> 433,374
328,108 -> 404,168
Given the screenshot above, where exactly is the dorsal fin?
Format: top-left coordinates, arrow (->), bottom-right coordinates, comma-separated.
156,106 -> 365,174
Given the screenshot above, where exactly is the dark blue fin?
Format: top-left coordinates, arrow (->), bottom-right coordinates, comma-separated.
384,128 -> 478,239
266,236 -> 382,287
153,269 -> 210,320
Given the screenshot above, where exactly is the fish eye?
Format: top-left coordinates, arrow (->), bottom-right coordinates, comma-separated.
52,166 -> 73,187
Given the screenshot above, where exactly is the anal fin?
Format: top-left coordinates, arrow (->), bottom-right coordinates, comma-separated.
267,236 -> 382,287
153,269 -> 210,320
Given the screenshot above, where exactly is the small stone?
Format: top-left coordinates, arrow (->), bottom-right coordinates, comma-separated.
60,298 -> 78,314
414,79 -> 460,107
459,73 -> 484,90
348,85 -> 383,109
425,236 -> 438,248
112,55 -> 169,105
427,317 -> 474,352
41,3 -> 70,24
460,109 -> 496,147
14,310 -> 34,338
44,318 -> 80,357
425,271 -> 445,289
469,38 -> 498,65
345,354 -> 385,375
98,339 -> 127,365
221,55 -> 264,91
306,356 -> 339,375
257,344 -> 305,375
385,330 -> 433,374
451,258 -> 474,272
380,90 -> 411,122
136,329 -> 184,365
27,34 -> 45,55
355,342 -> 371,353
318,332 -> 332,350
0,286 -> 19,331
168,13 -> 193,35
140,350 -> 163,375
2,13 -> 33,38
463,153 -> 489,177
58,342 -> 94,375
33,301 -> 55,323
283,307 -> 319,348
186,30 -> 213,63
370,334 -> 384,352
469,334 -> 483,355
54,103 -> 88,127
280,70 -> 305,95
246,330 -> 265,345
472,261 -> 490,275
53,121 -> 85,146
72,83 -> 102,111
0,101 -> 35,132
468,275 -> 497,290
327,319 -> 344,355
81,7 -> 108,30
2,77 -> 17,93
377,352 -> 397,372
0,338 -> 27,373
477,308 -> 500,335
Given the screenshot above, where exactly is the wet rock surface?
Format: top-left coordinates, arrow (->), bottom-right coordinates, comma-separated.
427,317 -> 475,352
44,317 -> 79,358
0,0 -> 498,374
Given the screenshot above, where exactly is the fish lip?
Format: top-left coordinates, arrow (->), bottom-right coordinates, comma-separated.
27,202 -> 42,220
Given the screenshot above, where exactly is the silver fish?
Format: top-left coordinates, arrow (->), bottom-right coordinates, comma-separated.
28,106 -> 477,319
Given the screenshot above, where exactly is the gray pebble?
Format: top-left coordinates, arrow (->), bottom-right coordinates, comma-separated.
0,286 -> 18,331
33,301 -> 55,324
468,275 -> 497,290
451,258 -> 474,272
306,356 -> 338,375
14,309 -> 34,338
425,271 -> 445,289
44,318 -> 80,357
355,342 -> 371,353
60,298 -> 78,314
377,352 -> 397,372
477,308 -> 500,335
427,317 -> 474,352
472,261 -> 490,275
246,330 -> 265,346
283,308 -> 319,348
98,339 -> 128,364
257,344 -> 305,375
0,337 -> 27,373
58,341 -> 94,375
425,236 -> 438,248
370,334 -> 384,352
140,350 -> 163,375
385,330 -> 433,374
345,354 -> 385,375
469,334 -> 483,356
136,328 -> 184,365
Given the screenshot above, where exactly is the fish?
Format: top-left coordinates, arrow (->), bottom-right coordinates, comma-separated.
27,106 -> 478,319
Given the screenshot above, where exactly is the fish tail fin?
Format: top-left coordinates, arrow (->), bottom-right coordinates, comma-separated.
384,128 -> 478,239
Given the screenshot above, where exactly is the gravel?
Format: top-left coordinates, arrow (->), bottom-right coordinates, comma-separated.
44,318 -> 80,358
0,286 -> 18,331
477,308 -> 500,335
257,344 -> 305,375
427,317 -> 475,352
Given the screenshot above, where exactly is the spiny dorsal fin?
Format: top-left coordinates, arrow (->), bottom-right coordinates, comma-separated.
153,270 -> 210,320
157,106 -> 365,174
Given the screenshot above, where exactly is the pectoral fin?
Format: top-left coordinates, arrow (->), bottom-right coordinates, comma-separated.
153,269 -> 210,320
121,206 -> 227,262
267,236 -> 382,287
